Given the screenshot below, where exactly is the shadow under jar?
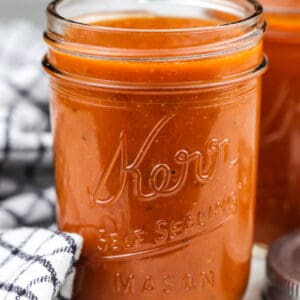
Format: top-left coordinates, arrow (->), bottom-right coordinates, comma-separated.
43,0 -> 266,299
255,0 -> 300,245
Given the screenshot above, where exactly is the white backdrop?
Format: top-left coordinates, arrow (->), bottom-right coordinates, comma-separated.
0,0 -> 51,26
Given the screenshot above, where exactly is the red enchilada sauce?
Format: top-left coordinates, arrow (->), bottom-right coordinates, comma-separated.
44,1 -> 266,299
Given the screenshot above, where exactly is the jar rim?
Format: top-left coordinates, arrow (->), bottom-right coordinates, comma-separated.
42,54 -> 267,91
45,0 -> 266,60
47,0 -> 263,34
265,6 -> 300,14
44,0 -> 266,89
262,1 -> 300,15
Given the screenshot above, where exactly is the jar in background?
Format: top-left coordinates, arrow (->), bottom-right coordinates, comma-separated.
44,0 -> 266,299
255,1 -> 300,245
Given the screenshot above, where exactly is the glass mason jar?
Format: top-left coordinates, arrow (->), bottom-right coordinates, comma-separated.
43,0 -> 266,299
255,1 -> 300,245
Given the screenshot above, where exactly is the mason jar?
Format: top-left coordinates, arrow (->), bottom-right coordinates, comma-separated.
255,0 -> 300,245
43,0 -> 266,299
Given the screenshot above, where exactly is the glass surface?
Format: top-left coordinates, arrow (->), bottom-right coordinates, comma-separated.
44,0 -> 266,299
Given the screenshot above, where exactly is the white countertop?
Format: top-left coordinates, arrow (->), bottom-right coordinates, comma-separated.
244,246 -> 267,300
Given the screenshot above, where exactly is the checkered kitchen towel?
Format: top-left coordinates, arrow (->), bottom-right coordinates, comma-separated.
0,22 -> 83,300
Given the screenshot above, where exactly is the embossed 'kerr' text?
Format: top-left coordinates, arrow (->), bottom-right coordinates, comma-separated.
91,114 -> 239,204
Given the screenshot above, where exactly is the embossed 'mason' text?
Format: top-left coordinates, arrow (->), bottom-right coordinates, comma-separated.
92,114 -> 239,204
115,270 -> 215,295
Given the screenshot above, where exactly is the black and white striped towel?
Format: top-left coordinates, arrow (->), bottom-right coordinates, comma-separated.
0,22 -> 83,300
0,228 -> 82,300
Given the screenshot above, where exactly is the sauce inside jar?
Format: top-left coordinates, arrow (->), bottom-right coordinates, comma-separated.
44,1 -> 265,299
255,1 -> 300,244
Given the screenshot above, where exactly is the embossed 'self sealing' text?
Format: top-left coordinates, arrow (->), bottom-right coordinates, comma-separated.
97,191 -> 238,257
92,114 -> 239,204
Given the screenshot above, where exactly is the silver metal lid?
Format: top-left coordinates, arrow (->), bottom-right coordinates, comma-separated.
266,230 -> 300,300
